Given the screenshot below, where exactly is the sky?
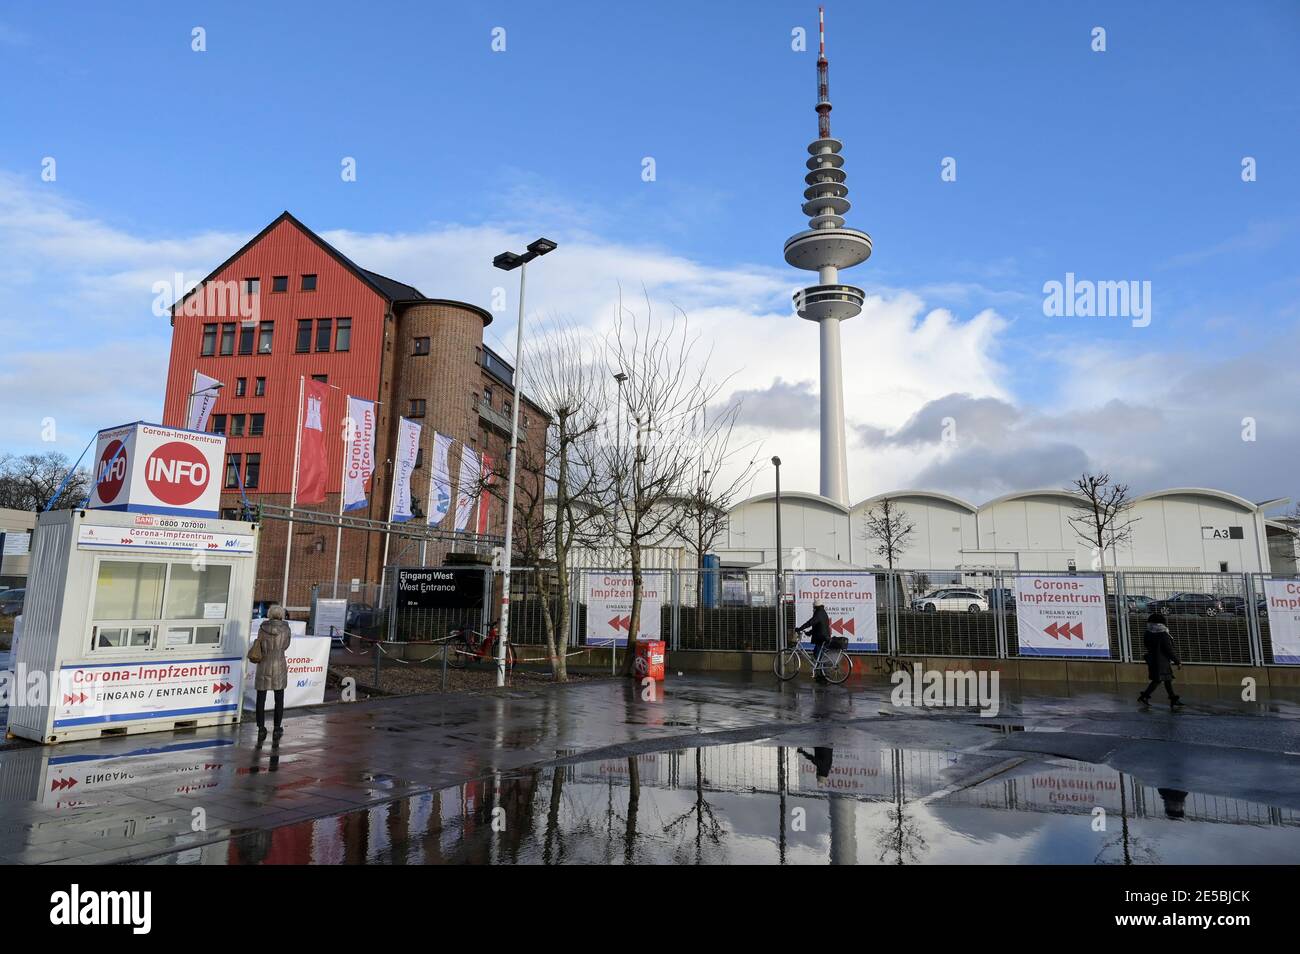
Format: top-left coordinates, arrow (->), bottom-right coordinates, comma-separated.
0,0 -> 1297,509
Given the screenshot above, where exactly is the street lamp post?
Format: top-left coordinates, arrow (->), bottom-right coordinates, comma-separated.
772,456 -> 783,652
612,370 -> 627,674
492,237 -> 557,687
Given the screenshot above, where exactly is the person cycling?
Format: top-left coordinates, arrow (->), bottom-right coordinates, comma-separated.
795,603 -> 832,680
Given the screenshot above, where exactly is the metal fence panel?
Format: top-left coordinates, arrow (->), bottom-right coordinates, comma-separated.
1000,570 -> 1120,661
1118,571 -> 1252,664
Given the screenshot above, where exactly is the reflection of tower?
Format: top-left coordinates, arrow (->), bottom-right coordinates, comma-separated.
785,7 -> 872,505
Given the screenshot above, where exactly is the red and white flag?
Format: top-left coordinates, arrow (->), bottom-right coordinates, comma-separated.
296,378 -> 331,505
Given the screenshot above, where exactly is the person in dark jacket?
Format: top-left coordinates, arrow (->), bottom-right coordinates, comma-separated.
1139,611 -> 1184,709
250,604 -> 294,741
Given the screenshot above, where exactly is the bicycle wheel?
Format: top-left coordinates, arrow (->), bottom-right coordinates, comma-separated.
447,634 -> 469,669
824,650 -> 853,685
773,648 -> 802,681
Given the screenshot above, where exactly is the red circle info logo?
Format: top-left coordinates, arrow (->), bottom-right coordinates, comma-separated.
95,440 -> 128,503
145,441 -> 210,506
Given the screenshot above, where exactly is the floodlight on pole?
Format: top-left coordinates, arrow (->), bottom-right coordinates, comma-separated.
492,237 -> 557,687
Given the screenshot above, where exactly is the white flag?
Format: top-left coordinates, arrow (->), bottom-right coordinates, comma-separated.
427,432 -> 454,526
454,446 -> 480,532
343,396 -> 376,512
392,417 -> 421,523
187,371 -> 223,431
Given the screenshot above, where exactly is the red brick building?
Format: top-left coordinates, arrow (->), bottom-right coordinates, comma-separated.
161,212 -> 548,605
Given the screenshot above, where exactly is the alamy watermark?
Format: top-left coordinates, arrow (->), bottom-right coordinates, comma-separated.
1042,272 -> 1151,328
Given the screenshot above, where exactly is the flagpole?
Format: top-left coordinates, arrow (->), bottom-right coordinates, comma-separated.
379,453 -> 398,599
332,396 -> 349,598
186,369 -> 198,429
281,375 -> 304,608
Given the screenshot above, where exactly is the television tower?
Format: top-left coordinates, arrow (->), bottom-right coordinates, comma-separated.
784,6 -> 871,506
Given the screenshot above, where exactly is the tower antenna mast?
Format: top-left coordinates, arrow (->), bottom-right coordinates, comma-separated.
783,6 -> 873,505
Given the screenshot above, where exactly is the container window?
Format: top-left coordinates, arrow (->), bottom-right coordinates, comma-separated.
165,563 -> 232,620
93,562 -> 166,621
195,625 -> 222,645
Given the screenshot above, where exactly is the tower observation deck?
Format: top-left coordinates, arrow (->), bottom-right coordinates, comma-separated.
783,6 -> 872,505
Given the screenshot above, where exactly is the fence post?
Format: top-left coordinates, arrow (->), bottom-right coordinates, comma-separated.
569,567 -> 580,648
671,568 -> 681,652
1245,573 -> 1264,666
993,569 -> 1007,658
1115,571 -> 1130,663
887,569 -> 899,656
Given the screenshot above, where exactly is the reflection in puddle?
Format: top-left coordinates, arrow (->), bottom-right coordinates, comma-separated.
149,740 -> 1300,865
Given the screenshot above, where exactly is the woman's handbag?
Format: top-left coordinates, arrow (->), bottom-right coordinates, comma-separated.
247,636 -> 264,664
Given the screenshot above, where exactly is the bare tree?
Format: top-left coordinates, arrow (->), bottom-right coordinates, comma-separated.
671,403 -> 762,570
1066,473 -> 1139,571
859,497 -> 916,569
516,319 -> 611,681
601,294 -> 736,675
0,452 -> 91,512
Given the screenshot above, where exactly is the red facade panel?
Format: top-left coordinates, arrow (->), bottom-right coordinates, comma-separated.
160,217 -> 388,496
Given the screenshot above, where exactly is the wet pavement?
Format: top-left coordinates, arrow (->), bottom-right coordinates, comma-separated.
1,672 -> 1298,864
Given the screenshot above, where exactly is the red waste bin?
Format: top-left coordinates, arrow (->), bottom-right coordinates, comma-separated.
633,640 -> 666,681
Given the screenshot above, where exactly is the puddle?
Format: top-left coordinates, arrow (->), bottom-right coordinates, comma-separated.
159,739 -> 1300,865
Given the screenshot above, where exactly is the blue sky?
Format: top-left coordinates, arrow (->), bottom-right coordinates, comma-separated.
1,1 -> 1297,503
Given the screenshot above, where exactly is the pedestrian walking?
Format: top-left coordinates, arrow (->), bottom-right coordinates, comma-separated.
1138,611 -> 1184,709
249,604 -> 293,741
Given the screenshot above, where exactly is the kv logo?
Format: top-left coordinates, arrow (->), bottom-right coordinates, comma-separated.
95,440 -> 128,502
145,442 -> 210,505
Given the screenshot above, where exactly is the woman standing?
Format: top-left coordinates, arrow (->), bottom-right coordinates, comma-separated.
249,604 -> 294,741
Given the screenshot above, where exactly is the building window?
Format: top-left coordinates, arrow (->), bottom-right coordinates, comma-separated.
272,276 -> 288,293
249,413 -> 265,436
224,454 -> 242,489
1219,561 -> 1229,573
311,374 -> 328,384
257,321 -> 274,354
201,324 -> 217,356
335,318 -> 351,352
483,386 -> 492,406
254,377 -> 266,397
235,377 -> 247,398
212,414 -> 227,435
301,274 -> 317,292
243,278 -> 260,297
219,323 -> 235,356
414,447 -> 424,468
296,319 -> 312,353
238,324 -> 255,355
315,318 -> 333,352
503,400 -> 512,418
229,414 -> 246,437
413,336 -> 431,356
409,399 -> 426,417
244,453 -> 261,488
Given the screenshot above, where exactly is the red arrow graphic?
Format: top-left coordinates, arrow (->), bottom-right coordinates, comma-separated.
212,682 -> 234,693
50,777 -> 77,791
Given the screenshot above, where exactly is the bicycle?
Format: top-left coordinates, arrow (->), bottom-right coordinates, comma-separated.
447,619 -> 515,671
773,631 -> 853,684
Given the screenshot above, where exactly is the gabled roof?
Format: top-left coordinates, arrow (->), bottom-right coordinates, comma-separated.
169,211 -> 491,326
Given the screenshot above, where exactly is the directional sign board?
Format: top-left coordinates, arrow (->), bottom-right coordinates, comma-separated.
395,568 -> 485,610
792,573 -> 879,652
1013,574 -> 1109,657
585,572 -> 662,648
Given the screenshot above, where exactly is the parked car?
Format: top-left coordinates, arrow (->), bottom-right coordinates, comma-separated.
912,588 -> 989,613
1106,593 -> 1156,614
1152,592 -> 1224,617
0,588 -> 26,617
346,602 -> 380,635
983,587 -> 1015,611
1222,596 -> 1267,616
